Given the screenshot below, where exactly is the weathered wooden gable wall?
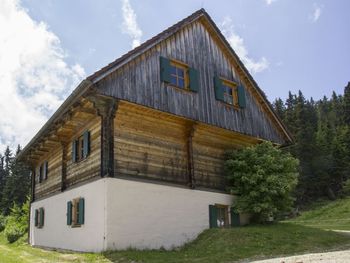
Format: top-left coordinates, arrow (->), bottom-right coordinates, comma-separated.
96,20 -> 286,144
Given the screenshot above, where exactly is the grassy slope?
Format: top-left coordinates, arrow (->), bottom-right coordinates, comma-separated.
0,233 -> 108,263
288,197 -> 350,231
2,223 -> 350,263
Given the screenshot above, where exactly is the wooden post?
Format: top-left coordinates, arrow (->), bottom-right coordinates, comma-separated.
61,142 -> 68,191
93,97 -> 117,177
30,165 -> 36,202
186,123 -> 196,189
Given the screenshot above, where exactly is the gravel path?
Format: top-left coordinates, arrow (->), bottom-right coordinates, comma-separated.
251,249 -> 350,263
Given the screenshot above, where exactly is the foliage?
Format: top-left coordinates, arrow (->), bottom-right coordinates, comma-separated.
272,83 -> 350,204
0,214 -> 6,232
4,198 -> 29,243
225,142 -> 299,223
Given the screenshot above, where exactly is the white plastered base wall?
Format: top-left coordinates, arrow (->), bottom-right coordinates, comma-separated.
29,179 -> 107,252
30,177 -> 247,252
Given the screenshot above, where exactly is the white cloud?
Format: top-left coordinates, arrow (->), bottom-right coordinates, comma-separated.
264,0 -> 278,5
0,0 -> 85,153
220,17 -> 269,74
310,3 -> 323,23
121,0 -> 142,48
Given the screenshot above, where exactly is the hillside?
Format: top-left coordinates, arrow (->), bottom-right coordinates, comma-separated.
289,197 -> 350,231
1,223 -> 350,263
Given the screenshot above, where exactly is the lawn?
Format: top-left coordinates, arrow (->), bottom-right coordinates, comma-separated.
0,233 -> 108,263
1,223 -> 350,263
288,197 -> 350,231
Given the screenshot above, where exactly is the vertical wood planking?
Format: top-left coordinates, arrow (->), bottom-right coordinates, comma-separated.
96,20 -> 286,144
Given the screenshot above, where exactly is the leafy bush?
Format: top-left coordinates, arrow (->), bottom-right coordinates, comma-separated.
4,198 -> 29,243
225,141 -> 299,223
0,214 -> 6,232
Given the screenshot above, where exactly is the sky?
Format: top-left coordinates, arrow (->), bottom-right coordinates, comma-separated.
0,0 -> 349,152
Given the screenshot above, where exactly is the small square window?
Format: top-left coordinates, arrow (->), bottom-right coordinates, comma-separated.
169,60 -> 188,89
221,79 -> 238,107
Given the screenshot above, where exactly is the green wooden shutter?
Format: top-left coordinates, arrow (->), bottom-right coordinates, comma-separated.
188,68 -> 199,92
213,76 -> 224,101
230,208 -> 240,227
160,56 -> 171,83
83,131 -> 90,158
209,205 -> 218,228
39,208 -> 45,228
78,198 -> 85,225
34,209 -> 38,227
44,161 -> 48,180
72,140 -> 77,162
67,201 -> 72,225
237,84 -> 246,108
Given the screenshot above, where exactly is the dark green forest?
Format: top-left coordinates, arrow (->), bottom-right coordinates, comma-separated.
273,82 -> 350,205
0,82 -> 349,215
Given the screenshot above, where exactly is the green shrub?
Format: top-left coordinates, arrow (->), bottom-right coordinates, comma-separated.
4,198 -> 29,243
0,214 -> 6,232
4,223 -> 24,243
225,141 -> 299,223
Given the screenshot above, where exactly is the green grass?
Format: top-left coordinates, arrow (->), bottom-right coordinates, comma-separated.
2,223 -> 350,263
288,197 -> 350,231
0,233 -> 108,263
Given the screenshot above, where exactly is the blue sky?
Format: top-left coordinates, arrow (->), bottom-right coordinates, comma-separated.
21,0 -> 350,100
0,0 -> 349,151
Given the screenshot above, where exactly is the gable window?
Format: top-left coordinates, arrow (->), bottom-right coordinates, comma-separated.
34,207 -> 45,228
67,197 -> 85,227
169,61 -> 187,89
37,161 -> 48,183
222,80 -> 238,106
160,56 -> 199,92
72,130 -> 90,163
214,75 -> 246,108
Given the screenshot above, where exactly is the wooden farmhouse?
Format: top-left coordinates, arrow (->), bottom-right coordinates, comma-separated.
18,9 -> 292,252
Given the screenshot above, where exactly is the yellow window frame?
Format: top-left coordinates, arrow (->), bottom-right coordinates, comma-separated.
169,59 -> 189,90
221,78 -> 238,107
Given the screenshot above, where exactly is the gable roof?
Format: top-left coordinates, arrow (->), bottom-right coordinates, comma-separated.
18,8 -> 292,161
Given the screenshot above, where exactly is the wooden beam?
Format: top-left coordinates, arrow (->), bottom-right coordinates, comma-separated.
186,122 -> 196,189
93,97 -> 118,177
31,167 -> 35,202
61,142 -> 68,191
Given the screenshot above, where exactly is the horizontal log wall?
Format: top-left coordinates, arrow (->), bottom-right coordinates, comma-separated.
35,147 -> 62,199
114,103 -> 188,184
96,20 -> 286,144
66,117 -> 101,187
114,102 -> 258,190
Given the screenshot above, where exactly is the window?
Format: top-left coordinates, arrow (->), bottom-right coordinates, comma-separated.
169,61 -> 187,89
37,161 -> 48,183
209,204 -> 229,228
213,75 -> 246,108
72,130 -> 90,162
222,80 -> 238,106
67,197 -> 85,227
159,56 -> 199,92
34,207 -> 45,228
